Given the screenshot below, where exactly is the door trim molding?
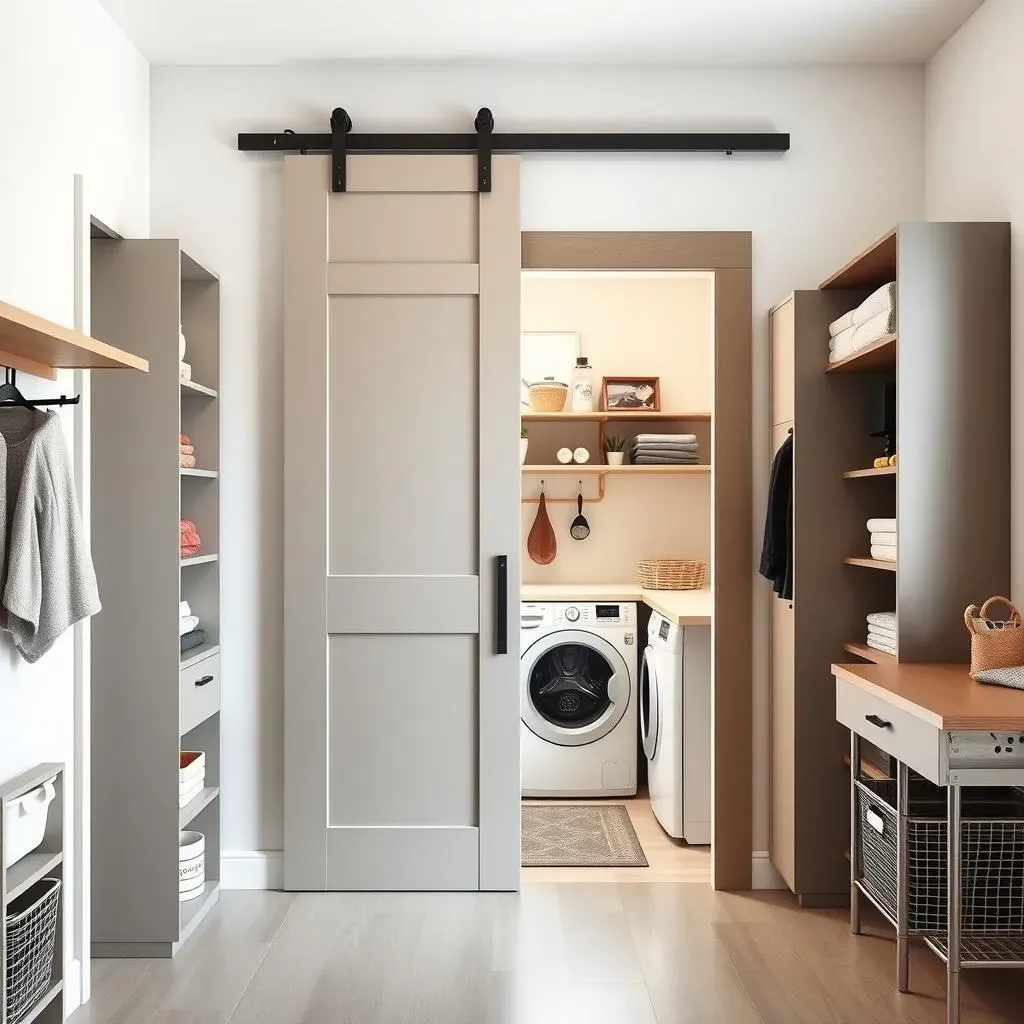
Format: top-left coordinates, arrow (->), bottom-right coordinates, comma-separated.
522,231 -> 753,891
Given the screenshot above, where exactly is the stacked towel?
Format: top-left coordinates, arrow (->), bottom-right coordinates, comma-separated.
828,282 -> 897,363
630,433 -> 700,465
179,599 -> 206,653
180,362 -> 192,383
867,517 -> 897,562
180,433 -> 198,469
180,519 -> 202,559
865,610 -> 897,657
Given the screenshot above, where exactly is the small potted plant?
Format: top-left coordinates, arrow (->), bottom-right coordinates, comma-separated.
520,426 -> 529,465
604,435 -> 626,466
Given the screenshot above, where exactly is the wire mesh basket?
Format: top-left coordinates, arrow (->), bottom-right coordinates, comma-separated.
856,776 -> 1024,933
5,877 -> 60,1023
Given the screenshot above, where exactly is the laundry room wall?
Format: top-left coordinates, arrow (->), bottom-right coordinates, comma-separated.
149,62 -> 925,883
520,272 -> 713,585
0,0 -> 149,1003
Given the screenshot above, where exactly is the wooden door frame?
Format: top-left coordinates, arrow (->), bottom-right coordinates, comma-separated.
521,232 -> 753,890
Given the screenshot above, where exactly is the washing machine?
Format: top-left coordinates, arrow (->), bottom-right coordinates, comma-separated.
520,602 -> 638,797
641,612 -> 712,842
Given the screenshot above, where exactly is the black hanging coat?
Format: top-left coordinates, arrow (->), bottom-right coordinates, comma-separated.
759,433 -> 793,601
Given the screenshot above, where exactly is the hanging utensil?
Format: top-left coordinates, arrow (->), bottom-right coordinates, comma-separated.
569,485 -> 591,541
527,482 -> 557,565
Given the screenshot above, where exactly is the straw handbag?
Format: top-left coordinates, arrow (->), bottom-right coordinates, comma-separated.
964,596 -> 1024,680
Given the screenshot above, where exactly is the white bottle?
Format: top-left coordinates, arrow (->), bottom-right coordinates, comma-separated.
571,356 -> 594,412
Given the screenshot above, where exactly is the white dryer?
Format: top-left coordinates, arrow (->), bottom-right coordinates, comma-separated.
640,612 -> 712,842
520,602 -> 638,798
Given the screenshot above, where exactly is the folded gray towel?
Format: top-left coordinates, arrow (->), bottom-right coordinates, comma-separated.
631,447 -> 700,458
180,628 -> 206,653
976,666 -> 1024,690
632,455 -> 701,465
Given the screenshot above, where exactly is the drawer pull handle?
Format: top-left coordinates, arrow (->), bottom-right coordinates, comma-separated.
865,714 -> 892,729
195,675 -> 214,687
866,808 -> 885,835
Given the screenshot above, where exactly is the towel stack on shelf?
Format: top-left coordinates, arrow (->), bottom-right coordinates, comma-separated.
828,282 -> 897,363
180,519 -> 202,559
180,433 -> 197,469
179,600 -> 206,653
867,517 -> 897,562
865,611 -> 897,657
630,433 -> 700,465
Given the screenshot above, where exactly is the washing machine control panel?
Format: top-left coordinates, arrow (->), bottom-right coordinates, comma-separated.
552,602 -> 634,626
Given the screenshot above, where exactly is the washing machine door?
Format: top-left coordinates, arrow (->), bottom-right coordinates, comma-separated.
521,630 -> 630,748
640,645 -> 660,761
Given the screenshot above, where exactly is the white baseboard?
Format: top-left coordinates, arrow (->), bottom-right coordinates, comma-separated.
221,851 -> 283,890
65,958 -> 82,1015
751,851 -> 787,890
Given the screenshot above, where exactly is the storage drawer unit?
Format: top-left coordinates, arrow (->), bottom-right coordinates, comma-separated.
179,653 -> 220,736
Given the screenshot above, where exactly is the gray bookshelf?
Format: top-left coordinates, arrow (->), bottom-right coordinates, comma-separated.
90,239 -> 222,957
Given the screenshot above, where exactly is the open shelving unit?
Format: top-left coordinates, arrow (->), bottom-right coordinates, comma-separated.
91,238 -> 222,957
844,557 -> 897,572
522,464 -> 709,476
521,409 -> 711,423
843,466 -> 896,479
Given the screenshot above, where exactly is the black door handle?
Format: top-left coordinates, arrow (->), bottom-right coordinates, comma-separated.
865,713 -> 892,729
495,555 -> 508,655
195,675 -> 214,687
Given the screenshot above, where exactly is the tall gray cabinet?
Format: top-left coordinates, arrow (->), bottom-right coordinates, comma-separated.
90,239 -> 222,956
768,222 -> 1011,905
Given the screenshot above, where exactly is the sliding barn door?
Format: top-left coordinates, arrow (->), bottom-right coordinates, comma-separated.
283,155 -> 521,891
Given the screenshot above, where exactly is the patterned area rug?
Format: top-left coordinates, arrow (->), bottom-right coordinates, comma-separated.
522,804 -> 648,867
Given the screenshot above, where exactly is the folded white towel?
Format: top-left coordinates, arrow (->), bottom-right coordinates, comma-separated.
180,361 -> 192,383
867,636 -> 897,657
867,518 -> 896,533
827,323 -> 861,362
852,307 -> 896,348
870,544 -> 897,561
829,309 -> 856,338
867,611 -> 896,630
634,433 -> 698,444
853,282 -> 897,327
868,623 -> 898,642
870,532 -> 897,546
179,600 -> 192,618
179,614 -> 200,637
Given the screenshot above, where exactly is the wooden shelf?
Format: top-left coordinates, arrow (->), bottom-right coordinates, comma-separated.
5,850 -> 62,905
180,379 -> 218,399
522,464 -> 709,476
19,980 -> 63,1024
844,557 -> 897,572
843,641 -> 896,665
180,642 -> 220,670
521,410 -> 711,423
180,468 -> 219,478
841,752 -> 891,782
843,466 -> 896,479
820,227 -> 897,291
179,787 -> 220,829
181,554 -> 219,567
0,299 -> 148,380
825,334 -> 896,374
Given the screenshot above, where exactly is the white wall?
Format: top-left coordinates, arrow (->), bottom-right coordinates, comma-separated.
150,63 -> 925,865
0,0 -> 148,1001
926,0 -> 1023,592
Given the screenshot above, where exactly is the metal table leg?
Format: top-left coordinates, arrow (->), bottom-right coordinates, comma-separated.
897,760 -> 910,992
947,784 -> 961,1024
850,731 -> 861,935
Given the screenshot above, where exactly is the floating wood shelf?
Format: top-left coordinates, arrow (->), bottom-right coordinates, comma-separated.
844,557 -> 897,573
521,410 -> 711,423
0,299 -> 149,381
522,464 -> 710,475
843,466 -> 896,479
841,752 -> 891,782
825,334 -> 896,374
843,641 -> 896,665
820,227 -> 897,291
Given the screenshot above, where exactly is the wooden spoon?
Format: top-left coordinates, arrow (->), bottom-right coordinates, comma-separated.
527,486 -> 557,565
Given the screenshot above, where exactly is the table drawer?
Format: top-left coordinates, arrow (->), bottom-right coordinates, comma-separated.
836,675 -> 941,783
180,652 -> 221,736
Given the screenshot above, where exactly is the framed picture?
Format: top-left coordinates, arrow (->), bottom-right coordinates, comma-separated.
521,331 -> 579,407
601,376 -> 661,412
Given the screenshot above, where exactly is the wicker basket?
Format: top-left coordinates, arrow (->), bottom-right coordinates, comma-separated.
965,596 -> 1024,679
637,559 -> 707,591
528,380 -> 568,413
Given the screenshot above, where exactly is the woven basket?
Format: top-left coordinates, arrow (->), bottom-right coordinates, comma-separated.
528,380 -> 568,413
964,596 -> 1024,679
637,559 -> 707,591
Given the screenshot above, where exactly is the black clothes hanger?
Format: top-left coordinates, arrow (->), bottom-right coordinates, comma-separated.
0,367 -> 80,408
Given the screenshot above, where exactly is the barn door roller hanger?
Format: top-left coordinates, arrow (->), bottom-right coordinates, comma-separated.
237,107 -> 790,194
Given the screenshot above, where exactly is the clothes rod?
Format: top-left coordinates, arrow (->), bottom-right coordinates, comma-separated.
237,107 -> 790,193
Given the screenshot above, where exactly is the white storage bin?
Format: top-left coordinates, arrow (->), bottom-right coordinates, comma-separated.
3,777 -> 56,869
179,751 -> 205,788
179,830 -> 205,901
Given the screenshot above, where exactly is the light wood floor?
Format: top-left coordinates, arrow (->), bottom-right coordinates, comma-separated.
74,886 -> 1024,1023
522,793 -> 711,883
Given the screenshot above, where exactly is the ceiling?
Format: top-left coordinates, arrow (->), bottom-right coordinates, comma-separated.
100,0 -> 983,66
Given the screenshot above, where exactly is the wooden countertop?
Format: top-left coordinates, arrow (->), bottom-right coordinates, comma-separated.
521,584 -> 712,626
833,660 -> 1024,731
